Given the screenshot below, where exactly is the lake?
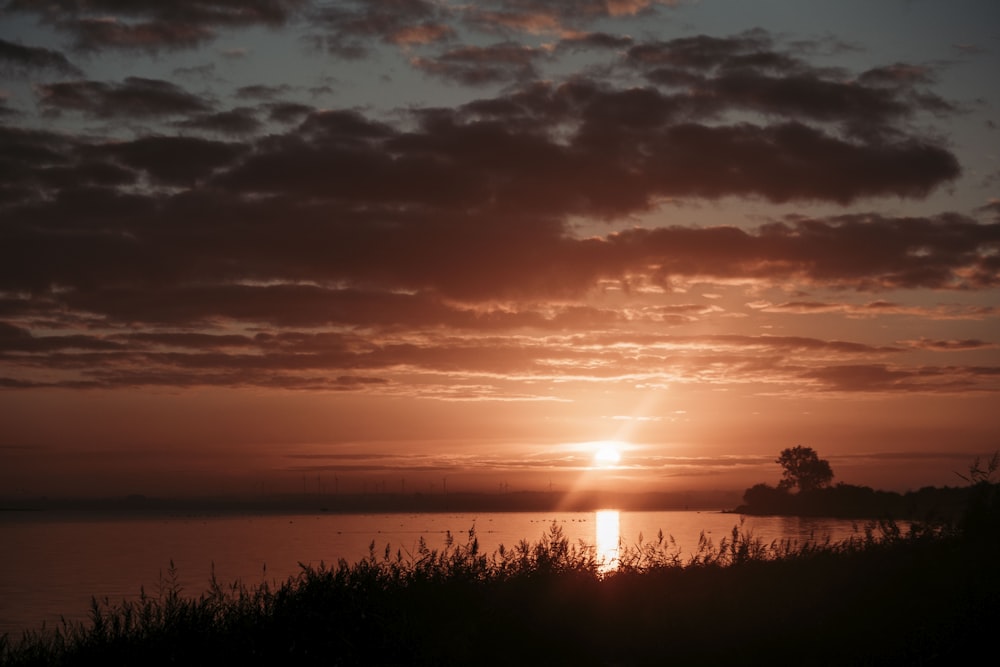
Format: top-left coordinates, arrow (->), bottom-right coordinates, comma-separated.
0,509 -> 878,637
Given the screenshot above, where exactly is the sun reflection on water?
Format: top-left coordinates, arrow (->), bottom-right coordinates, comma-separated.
595,509 -> 620,572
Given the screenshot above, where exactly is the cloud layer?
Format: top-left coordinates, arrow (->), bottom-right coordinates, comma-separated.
0,1 -> 997,401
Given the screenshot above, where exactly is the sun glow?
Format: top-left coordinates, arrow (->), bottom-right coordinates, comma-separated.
591,441 -> 624,467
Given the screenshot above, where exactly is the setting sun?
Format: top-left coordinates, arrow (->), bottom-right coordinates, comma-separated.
592,442 -> 624,467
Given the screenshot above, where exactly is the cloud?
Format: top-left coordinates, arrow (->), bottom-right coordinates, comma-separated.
2,316 -> 993,394
264,101 -> 314,123
307,0 -> 677,59
0,125 -> 134,200
411,42 -> 548,85
0,17 -> 994,400
748,301 -> 1000,321
97,135 -> 247,186
628,33 -> 955,135
57,16 -> 216,52
390,23 -> 456,46
461,0 -> 677,36
903,338 -> 998,352
558,32 -> 635,52
0,322 -> 122,352
802,364 -> 992,393
235,84 -> 293,100
0,102 -> 993,301
0,38 -> 82,76
604,213 -> 1000,291
199,78 -> 958,225
5,0 -> 306,52
461,8 -> 564,35
175,107 -> 263,136
36,77 -> 211,118
310,0 -> 453,57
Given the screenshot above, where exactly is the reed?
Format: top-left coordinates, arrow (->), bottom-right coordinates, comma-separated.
1,515 -> 995,666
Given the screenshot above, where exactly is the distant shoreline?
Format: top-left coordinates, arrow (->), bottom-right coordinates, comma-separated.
6,483 -> 974,520
0,489 -> 742,516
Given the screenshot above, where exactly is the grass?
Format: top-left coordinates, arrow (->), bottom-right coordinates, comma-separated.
2,516 -> 997,666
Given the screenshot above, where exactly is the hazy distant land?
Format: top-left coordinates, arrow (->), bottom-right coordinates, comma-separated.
0,489 -> 743,515
0,482 -> 977,522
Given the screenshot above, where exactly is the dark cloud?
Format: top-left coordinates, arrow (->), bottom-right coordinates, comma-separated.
176,107 -> 263,135
802,364 -> 988,393
0,126 -> 140,203
0,126 -> 79,168
235,84 -> 293,100
857,63 -> 935,87
0,17 -> 993,397
0,38 -> 83,76
264,101 -> 314,123
629,34 -> 955,136
33,160 -> 136,190
606,213 -> 1000,291
1,172 -> 996,313
558,32 -> 635,52
306,0 -> 665,59
0,74 -> 987,305
411,42 -> 547,85
462,0 -> 674,35
654,122 -> 958,202
627,30 -> 782,70
37,77 -> 211,118
205,79 -> 958,220
58,17 -> 216,52
0,322 -> 122,352
97,135 -> 247,186
905,338 -> 996,351
5,0 -> 306,52
310,0 -> 453,57
61,285 -> 482,328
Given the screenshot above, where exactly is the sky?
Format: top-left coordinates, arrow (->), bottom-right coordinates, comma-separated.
1,0 -> 998,500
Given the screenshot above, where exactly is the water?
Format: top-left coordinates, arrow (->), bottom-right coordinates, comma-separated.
0,509 -> 874,636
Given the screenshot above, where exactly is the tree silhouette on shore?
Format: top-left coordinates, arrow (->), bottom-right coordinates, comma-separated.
776,445 -> 834,493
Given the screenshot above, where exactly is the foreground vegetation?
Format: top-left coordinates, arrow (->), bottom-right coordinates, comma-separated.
4,480 -> 1000,667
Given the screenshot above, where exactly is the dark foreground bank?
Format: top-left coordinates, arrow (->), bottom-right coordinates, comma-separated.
3,504 -> 999,667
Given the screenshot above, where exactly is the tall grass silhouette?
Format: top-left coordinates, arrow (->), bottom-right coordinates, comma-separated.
3,511 -> 996,665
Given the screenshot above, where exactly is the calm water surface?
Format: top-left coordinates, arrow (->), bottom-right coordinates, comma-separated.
0,510 -> 874,636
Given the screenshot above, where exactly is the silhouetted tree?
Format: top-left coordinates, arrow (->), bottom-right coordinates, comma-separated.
776,445 -> 833,493
742,483 -> 789,513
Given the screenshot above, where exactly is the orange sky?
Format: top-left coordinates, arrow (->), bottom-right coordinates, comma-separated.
1,1 -> 998,499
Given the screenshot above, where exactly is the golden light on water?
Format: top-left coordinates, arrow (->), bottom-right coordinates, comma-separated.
595,509 -> 620,572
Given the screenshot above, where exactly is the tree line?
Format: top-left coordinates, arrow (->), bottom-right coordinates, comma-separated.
737,445 -> 995,522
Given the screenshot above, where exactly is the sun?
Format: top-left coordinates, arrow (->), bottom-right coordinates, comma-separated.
592,441 -> 624,467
